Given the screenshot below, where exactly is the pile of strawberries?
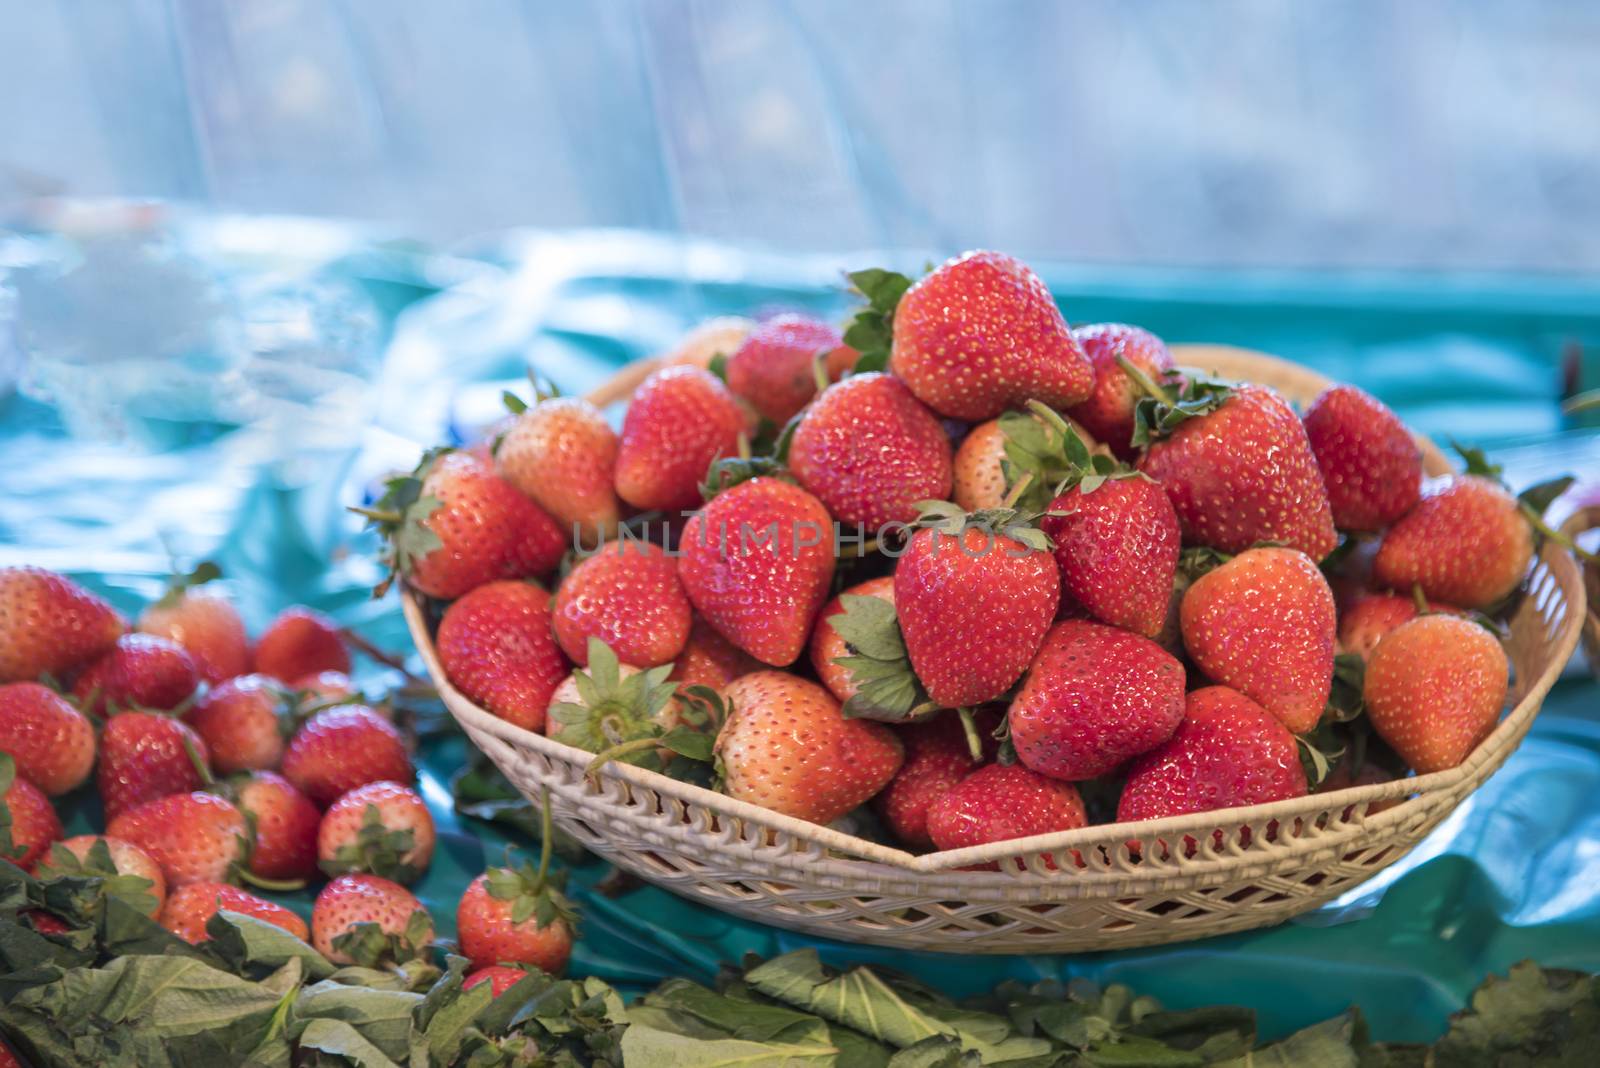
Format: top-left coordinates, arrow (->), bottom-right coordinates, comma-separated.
0,566 -> 574,985
375,248 -> 1568,862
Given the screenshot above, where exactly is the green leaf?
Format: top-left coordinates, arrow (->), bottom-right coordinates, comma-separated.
295,1017 -> 405,1068
294,979 -> 424,1062
501,389 -> 528,414
660,727 -> 716,763
841,267 -> 914,378
1519,474 -> 1575,519
852,350 -> 890,375
828,595 -> 905,661
34,837 -> 160,921
1215,1009 -> 1362,1067
204,910 -> 335,982
708,352 -> 730,382
620,1023 -> 840,1065
849,268 -> 915,314
1130,377 -> 1233,449
1451,438 -> 1504,480
1432,960 -> 1600,1063
825,594 -> 937,723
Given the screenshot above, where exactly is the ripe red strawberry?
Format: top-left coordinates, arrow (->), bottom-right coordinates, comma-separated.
312,873 -> 434,966
97,712 -> 210,821
34,835 -> 167,917
1,755 -> 62,868
496,396 -> 622,544
668,617 -> 761,691
890,251 -> 1093,421
951,414 -> 1099,512
318,780 -> 435,884
553,541 -> 692,668
159,881 -> 309,944
1364,615 -> 1508,773
1040,475 -> 1180,639
678,478 -> 836,666
186,674 -> 290,774
0,566 -> 125,684
1117,685 -> 1309,829
725,313 -> 842,425
106,791 -> 248,887
1065,323 -> 1176,458
464,966 -> 532,997
926,763 -> 1087,858
894,522 -> 1060,708
873,709 -> 994,849
1009,620 -> 1186,781
280,705 -> 411,808
0,682 -> 96,795
458,866 -> 576,976
72,633 -> 200,717
789,373 -> 954,529
1373,475 -> 1533,609
138,585 -> 251,684
1337,593 -> 1462,662
1139,383 -> 1337,560
1301,385 -> 1422,532
253,607 -> 350,682
1180,547 -> 1336,734
614,365 -> 747,513
234,771 -> 321,883
716,672 -> 903,824
436,580 -> 570,732
809,577 -> 895,703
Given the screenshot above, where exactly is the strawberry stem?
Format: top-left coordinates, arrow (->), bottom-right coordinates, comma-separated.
1411,583 -> 1430,616
348,506 -> 403,523
1522,502 -> 1599,564
182,735 -> 214,787
1024,399 -> 1072,438
339,628 -> 428,686
837,537 -> 881,559
238,870 -> 307,893
1115,354 -> 1175,407
1001,473 -> 1034,510
736,433 -> 752,462
585,737 -> 661,778
536,786 -> 555,888
811,353 -> 831,394
956,707 -> 983,763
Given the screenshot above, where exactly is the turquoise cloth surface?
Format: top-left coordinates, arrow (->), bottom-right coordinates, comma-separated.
4,227 -> 1599,1044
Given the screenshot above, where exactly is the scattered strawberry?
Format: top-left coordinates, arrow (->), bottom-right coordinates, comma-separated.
1301,385 -> 1422,532
1009,620 -> 1186,781
613,365 -> 746,512
159,881 -> 309,944
1338,593 -> 1463,662
725,313 -> 842,425
72,632 -> 200,717
186,674 -> 290,774
234,771 -> 322,883
253,606 -> 351,681
788,372 -> 954,529
0,682 -> 96,795
138,583 -> 251,685
716,672 -> 903,824
0,566 -> 125,684
925,763 -> 1087,861
889,251 -> 1093,421
105,791 -> 248,888
1065,323 -> 1176,458
663,316 -> 754,369
33,834 -> 166,917
678,477 -> 836,666
1180,547 -> 1336,734
1138,382 -> 1337,560
312,873 -> 434,966
280,705 -> 411,808
809,577 -> 895,703
951,413 -> 1098,512
464,965 -> 533,997
1,754 -> 62,868
668,617 -> 761,691
874,709 -> 994,850
1373,474 -> 1533,609
553,541 -> 692,668
1364,615 -> 1509,773
318,780 -> 436,884
496,395 -> 622,544
458,864 -> 576,976
436,580 -> 570,732
97,712 -> 210,821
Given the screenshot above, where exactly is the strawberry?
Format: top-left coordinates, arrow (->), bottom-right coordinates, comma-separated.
97,712 -> 210,821
138,579 -> 251,685
186,674 -> 290,774
0,566 -> 125,684
894,514 -> 1060,709
662,316 -> 754,369
72,633 -> 200,717
925,763 -> 1087,859
1,754 -> 62,868
253,606 -> 351,681
874,709 -> 995,849
496,395 -> 622,544
553,541 -> 692,668
312,873 -> 434,966
106,791 -> 248,887
34,835 -> 167,917
1137,382 -> 1337,560
889,251 -> 1093,421
1117,685 -> 1309,832
464,966 -> 532,997
725,313 -> 842,425
678,477 -> 836,666
951,413 -> 1098,512
1064,323 -> 1176,458
1364,615 -> 1508,773
458,864 -> 576,976
1009,620 -> 1186,781
1180,547 -> 1336,734
669,617 -> 761,691
280,705 -> 411,808
1373,475 -> 1532,609
318,780 -> 435,884
545,642 -> 684,769
1301,385 -> 1422,532
0,682 -> 96,795
159,882 -> 309,944
436,580 -> 570,732
234,771 -> 321,883
1338,593 -> 1462,662
809,577 -> 895,703
614,365 -> 747,513
716,671 -> 903,824
363,448 -> 567,600
824,341 -> 862,381
788,372 -> 954,529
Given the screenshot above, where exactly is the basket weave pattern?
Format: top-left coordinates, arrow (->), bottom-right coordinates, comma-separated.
405,347 -> 1586,953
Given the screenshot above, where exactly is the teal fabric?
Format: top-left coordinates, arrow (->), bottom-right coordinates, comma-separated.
5,229 -> 1600,1045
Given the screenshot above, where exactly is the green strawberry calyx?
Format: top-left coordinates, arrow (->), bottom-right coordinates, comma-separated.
349,446 -> 451,597
33,836 -> 161,920
152,559 -> 224,611
1451,441 -> 1596,564
1126,359 -> 1233,449
481,785 -> 578,937
912,498 -> 1054,554
321,802 -> 422,884
551,639 -> 718,779
1014,400 -> 1150,511
0,753 -> 23,863
841,267 -> 915,376
828,593 -> 939,726
331,908 -> 437,971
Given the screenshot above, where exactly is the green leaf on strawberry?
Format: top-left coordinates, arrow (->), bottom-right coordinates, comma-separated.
152,559 -> 224,611
483,857 -> 579,934
1129,369 -> 1233,449
842,267 -> 914,375
549,639 -> 682,775
330,908 -> 435,971
828,594 -> 937,723
320,803 -> 421,884
352,448 -> 451,597
34,838 -> 160,922
0,753 -> 20,862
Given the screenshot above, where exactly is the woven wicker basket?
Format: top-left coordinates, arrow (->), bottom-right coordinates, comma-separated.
404,345 -> 1587,954
1559,506 -> 1600,676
